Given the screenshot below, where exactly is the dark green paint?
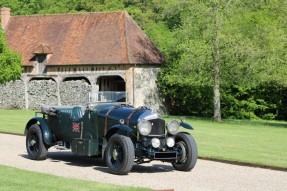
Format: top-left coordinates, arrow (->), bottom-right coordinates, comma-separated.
71,138 -> 98,156
25,103 -> 194,162
180,122 -> 194,130
25,117 -> 53,145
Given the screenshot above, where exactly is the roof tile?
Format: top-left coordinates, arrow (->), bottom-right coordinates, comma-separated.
5,11 -> 164,66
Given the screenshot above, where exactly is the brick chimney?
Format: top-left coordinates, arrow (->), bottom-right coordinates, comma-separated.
1,7 -> 11,30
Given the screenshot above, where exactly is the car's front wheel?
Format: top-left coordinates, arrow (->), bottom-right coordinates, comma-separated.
172,132 -> 198,171
104,134 -> 134,175
26,124 -> 48,160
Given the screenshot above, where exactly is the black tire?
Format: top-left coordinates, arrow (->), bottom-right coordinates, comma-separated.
26,124 -> 48,160
172,132 -> 198,171
104,134 -> 134,175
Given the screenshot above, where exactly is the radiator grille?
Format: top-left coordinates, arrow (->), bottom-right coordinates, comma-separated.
149,119 -> 165,136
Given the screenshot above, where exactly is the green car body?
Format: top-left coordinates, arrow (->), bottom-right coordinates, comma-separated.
25,103 -> 198,175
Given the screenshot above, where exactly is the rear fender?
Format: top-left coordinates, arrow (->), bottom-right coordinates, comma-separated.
25,117 -> 53,145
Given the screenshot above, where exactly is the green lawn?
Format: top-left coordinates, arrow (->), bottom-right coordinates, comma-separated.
1,109 -> 287,169
165,116 -> 287,169
0,109 -> 34,135
0,165 -> 148,191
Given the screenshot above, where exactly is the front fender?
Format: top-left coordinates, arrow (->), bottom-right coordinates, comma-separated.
110,124 -> 133,133
25,117 -> 53,145
180,122 -> 194,130
103,124 -> 134,157
105,124 -> 134,139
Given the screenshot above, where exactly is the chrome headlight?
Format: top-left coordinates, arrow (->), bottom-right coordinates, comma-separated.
167,120 -> 180,135
151,138 -> 160,148
166,137 -> 175,147
137,120 -> 152,136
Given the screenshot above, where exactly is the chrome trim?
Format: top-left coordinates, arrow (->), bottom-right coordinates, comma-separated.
147,134 -> 165,137
138,110 -> 163,122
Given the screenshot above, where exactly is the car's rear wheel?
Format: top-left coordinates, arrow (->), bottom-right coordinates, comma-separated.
172,132 -> 197,171
26,124 -> 47,160
104,134 -> 134,175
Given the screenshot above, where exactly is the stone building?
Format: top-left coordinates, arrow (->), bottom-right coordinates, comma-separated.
0,8 -> 164,110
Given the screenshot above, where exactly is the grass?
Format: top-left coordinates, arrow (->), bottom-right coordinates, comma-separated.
165,116 -> 287,168
0,165 -> 148,191
1,109 -> 287,169
0,109 -> 34,135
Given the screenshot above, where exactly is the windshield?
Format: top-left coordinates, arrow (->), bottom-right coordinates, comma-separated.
89,92 -> 128,103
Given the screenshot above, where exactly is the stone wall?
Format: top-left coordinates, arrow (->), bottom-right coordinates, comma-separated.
0,80 -> 25,109
0,69 -> 164,112
60,80 -> 91,105
0,79 -> 92,110
28,79 -> 58,110
134,66 -> 165,113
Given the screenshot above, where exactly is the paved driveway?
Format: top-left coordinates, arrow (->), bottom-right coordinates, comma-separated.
0,133 -> 286,191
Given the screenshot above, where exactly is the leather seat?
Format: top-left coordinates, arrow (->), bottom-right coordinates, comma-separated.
71,106 -> 84,122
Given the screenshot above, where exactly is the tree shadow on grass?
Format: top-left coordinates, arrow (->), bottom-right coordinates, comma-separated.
224,119 -> 287,128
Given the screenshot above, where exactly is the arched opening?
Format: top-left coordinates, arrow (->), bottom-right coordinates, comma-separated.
95,76 -> 127,102
29,77 -> 56,82
97,76 -> 125,92
62,76 -> 91,85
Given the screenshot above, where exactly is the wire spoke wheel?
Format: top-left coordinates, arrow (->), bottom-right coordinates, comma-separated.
110,143 -> 124,168
28,133 -> 39,154
172,133 -> 198,171
105,134 -> 134,175
175,141 -> 187,163
26,124 -> 47,160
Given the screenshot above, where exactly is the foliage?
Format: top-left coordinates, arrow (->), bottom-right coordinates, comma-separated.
222,85 -> 272,119
158,0 -> 287,120
0,31 -> 22,84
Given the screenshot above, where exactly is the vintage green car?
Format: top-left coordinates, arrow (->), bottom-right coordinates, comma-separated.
25,94 -> 197,175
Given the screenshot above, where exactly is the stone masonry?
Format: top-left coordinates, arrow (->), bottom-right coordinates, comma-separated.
60,80 -> 92,106
28,79 -> 58,110
0,80 -> 25,109
0,79 -> 91,110
134,66 -> 165,112
0,66 -> 165,112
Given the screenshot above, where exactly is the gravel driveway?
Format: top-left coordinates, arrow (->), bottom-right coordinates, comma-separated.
0,133 -> 286,191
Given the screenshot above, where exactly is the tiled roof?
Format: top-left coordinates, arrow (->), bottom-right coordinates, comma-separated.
32,43 -> 52,54
5,11 -> 164,66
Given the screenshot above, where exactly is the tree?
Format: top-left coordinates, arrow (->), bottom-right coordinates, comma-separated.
211,1 -> 222,122
159,0 -> 233,121
0,31 -> 22,84
159,0 -> 287,120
